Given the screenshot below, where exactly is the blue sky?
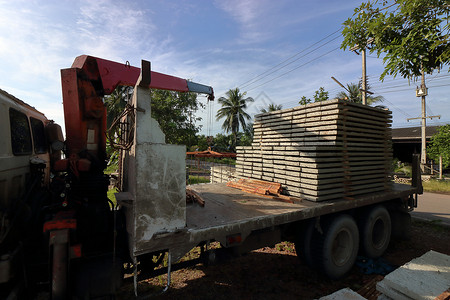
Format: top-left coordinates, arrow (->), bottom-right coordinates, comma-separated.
0,0 -> 448,136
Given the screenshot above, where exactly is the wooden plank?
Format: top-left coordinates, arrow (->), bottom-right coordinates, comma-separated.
186,188 -> 205,207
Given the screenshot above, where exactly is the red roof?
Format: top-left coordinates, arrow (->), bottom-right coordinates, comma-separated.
186,147 -> 236,158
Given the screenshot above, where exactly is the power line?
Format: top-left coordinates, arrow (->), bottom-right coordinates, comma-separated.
369,74 -> 450,90
245,47 -> 340,92
238,29 -> 342,90
382,98 -> 413,118
370,74 -> 450,89
240,36 -> 342,90
426,104 -> 435,117
373,83 -> 450,94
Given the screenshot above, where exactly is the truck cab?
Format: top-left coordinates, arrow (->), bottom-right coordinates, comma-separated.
0,89 -> 51,210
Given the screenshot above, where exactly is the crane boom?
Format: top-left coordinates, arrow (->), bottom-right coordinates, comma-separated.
60,55 -> 214,170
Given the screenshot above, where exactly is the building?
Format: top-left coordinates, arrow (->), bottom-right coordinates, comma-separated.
391,126 -> 440,163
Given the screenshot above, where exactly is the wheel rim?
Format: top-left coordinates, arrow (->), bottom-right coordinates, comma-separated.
372,217 -> 387,249
331,228 -> 352,266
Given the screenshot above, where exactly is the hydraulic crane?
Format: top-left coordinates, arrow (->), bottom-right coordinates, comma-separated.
40,55 -> 213,299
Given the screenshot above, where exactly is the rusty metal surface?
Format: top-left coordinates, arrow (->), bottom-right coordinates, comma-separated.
131,182 -> 418,261
187,182 -> 417,230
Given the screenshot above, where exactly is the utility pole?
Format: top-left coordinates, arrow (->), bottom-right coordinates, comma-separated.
420,69 -> 426,169
407,65 -> 441,172
350,39 -> 373,105
361,49 -> 367,105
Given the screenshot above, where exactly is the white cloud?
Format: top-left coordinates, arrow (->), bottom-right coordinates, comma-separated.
0,0 -> 169,131
0,0 -> 447,139
215,0 -> 278,43
76,0 -> 156,61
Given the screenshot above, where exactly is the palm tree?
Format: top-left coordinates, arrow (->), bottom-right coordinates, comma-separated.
216,88 -> 254,151
336,82 -> 384,105
260,103 -> 283,113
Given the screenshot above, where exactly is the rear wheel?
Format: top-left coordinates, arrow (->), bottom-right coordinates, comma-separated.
360,205 -> 391,258
294,220 -> 316,267
314,215 -> 359,279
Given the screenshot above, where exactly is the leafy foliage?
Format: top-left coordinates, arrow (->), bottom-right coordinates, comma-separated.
427,124 -> 450,168
313,87 -> 329,102
216,88 -> 254,151
192,131 -> 252,153
299,96 -> 312,106
242,120 -> 254,145
104,87 -> 204,149
299,87 -> 329,105
150,89 -> 204,147
104,86 -> 132,167
341,0 -> 450,80
260,103 -> 283,113
336,82 -> 384,105
211,133 -> 234,152
104,86 -> 132,132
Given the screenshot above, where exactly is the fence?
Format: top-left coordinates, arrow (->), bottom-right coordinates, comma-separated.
186,157 -> 236,185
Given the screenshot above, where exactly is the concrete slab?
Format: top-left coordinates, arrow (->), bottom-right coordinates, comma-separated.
236,99 -> 392,202
376,250 -> 450,300
319,288 -> 366,300
122,84 -> 186,257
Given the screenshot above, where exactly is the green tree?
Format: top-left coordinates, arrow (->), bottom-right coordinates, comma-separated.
104,86 -> 133,166
299,87 -> 329,105
299,96 -> 312,106
336,82 -> 384,105
240,121 -> 254,147
216,88 -> 254,151
341,0 -> 450,80
427,124 -> 450,168
211,133 -> 233,152
104,86 -> 132,130
260,103 -> 283,113
313,87 -> 329,102
150,89 -> 204,147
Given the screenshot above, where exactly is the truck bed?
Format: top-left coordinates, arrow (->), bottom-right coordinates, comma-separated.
186,182 -> 417,233
134,182 -> 418,258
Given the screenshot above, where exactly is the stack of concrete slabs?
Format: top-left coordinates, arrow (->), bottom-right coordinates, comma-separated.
236,99 -> 392,202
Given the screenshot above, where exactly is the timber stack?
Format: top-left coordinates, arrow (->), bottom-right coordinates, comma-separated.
236,99 -> 393,202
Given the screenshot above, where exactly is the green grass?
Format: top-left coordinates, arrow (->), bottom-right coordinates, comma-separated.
107,187 -> 117,207
202,157 -> 236,165
412,219 -> 448,234
394,165 -> 412,177
188,176 -> 210,185
422,179 -> 450,194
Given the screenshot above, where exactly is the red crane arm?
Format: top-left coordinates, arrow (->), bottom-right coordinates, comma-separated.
61,55 -> 214,168
70,55 -> 206,94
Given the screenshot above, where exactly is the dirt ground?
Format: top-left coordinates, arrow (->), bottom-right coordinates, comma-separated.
116,219 -> 450,300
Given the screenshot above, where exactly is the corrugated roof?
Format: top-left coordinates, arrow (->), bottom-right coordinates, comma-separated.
392,126 -> 441,140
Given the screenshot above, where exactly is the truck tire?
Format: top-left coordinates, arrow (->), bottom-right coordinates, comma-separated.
294,220 -> 316,267
360,205 -> 391,258
314,214 -> 359,279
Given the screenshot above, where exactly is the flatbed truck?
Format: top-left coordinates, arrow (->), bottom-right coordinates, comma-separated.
0,55 -> 422,299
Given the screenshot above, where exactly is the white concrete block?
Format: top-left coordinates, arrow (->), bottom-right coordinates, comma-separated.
376,251 -> 450,300
319,287 -> 366,300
